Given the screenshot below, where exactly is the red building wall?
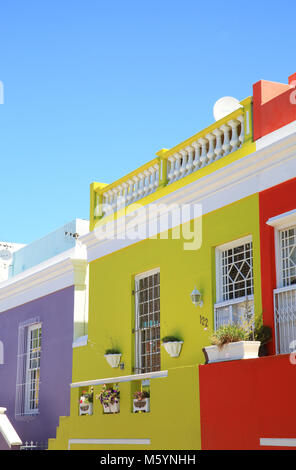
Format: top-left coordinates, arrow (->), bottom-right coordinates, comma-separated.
199,354 -> 296,450
259,178 -> 296,355
253,73 -> 296,141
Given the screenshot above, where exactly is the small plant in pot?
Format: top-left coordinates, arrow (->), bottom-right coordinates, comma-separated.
79,387 -> 94,416
97,384 -> 120,414
210,323 -> 249,349
203,323 -> 261,364
161,336 -> 183,358
133,390 -> 150,413
254,320 -> 272,356
104,348 -> 122,368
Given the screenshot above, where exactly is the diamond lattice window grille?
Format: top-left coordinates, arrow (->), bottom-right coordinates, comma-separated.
221,242 -> 253,302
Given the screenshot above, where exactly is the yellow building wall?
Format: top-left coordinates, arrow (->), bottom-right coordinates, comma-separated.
49,193 -> 262,450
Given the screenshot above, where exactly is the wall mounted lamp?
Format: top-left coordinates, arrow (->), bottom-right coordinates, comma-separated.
190,287 -> 203,307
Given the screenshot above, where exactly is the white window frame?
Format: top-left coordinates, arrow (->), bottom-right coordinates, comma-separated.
275,225 -> 296,289
266,210 -> 296,354
24,323 -> 42,415
15,319 -> 42,418
134,268 -> 160,375
215,235 -> 254,329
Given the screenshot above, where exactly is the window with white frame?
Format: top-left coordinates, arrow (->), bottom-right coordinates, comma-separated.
272,221 -> 296,354
15,319 -> 42,417
215,236 -> 254,329
279,226 -> 296,287
134,269 -> 160,374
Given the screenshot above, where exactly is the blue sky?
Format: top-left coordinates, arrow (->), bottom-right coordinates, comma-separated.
0,0 -> 295,244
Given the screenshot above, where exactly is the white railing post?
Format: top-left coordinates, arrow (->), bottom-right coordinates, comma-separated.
198,137 -> 208,168
212,128 -> 223,160
205,133 -> 216,164
228,119 -> 240,152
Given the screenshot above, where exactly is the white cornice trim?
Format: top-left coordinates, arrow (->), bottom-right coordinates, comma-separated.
0,245 -> 87,313
80,127 -> 296,263
266,209 -> 296,230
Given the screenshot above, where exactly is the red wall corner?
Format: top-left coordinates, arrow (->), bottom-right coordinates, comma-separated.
253,76 -> 296,141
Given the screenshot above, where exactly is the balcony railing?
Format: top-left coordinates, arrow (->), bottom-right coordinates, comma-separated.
274,285 -> 296,354
91,97 -> 252,226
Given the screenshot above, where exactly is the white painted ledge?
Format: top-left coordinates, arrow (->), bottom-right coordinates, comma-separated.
260,438 -> 296,447
0,408 -> 22,448
256,120 -> 296,151
71,370 -> 168,388
266,209 -> 296,230
68,438 -> 150,449
72,335 -> 88,348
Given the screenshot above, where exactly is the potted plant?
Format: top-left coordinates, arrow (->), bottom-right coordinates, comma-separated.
202,323 -> 261,364
133,390 -> 150,413
104,348 -> 122,368
254,321 -> 272,356
79,388 -> 93,416
161,336 -> 183,357
97,384 -> 120,414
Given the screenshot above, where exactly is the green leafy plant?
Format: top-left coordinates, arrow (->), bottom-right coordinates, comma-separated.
210,323 -> 249,349
161,336 -> 182,343
252,317 -> 272,356
253,316 -> 272,344
105,348 -> 121,355
254,325 -> 272,344
133,390 -> 150,400
97,384 -> 120,406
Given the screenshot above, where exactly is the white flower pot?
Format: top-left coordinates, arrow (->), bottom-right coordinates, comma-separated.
133,398 -> 150,413
162,341 -> 183,357
103,402 -> 120,414
104,354 -> 121,368
203,341 -> 261,364
79,402 -> 93,416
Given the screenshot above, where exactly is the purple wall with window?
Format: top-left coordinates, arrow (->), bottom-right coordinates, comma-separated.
0,286 -> 74,450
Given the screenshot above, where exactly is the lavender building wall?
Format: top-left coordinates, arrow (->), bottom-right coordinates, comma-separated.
0,286 -> 74,449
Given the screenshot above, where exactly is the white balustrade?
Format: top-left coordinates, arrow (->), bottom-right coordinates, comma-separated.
98,110 -> 246,215
99,163 -> 160,217
166,112 -> 245,184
